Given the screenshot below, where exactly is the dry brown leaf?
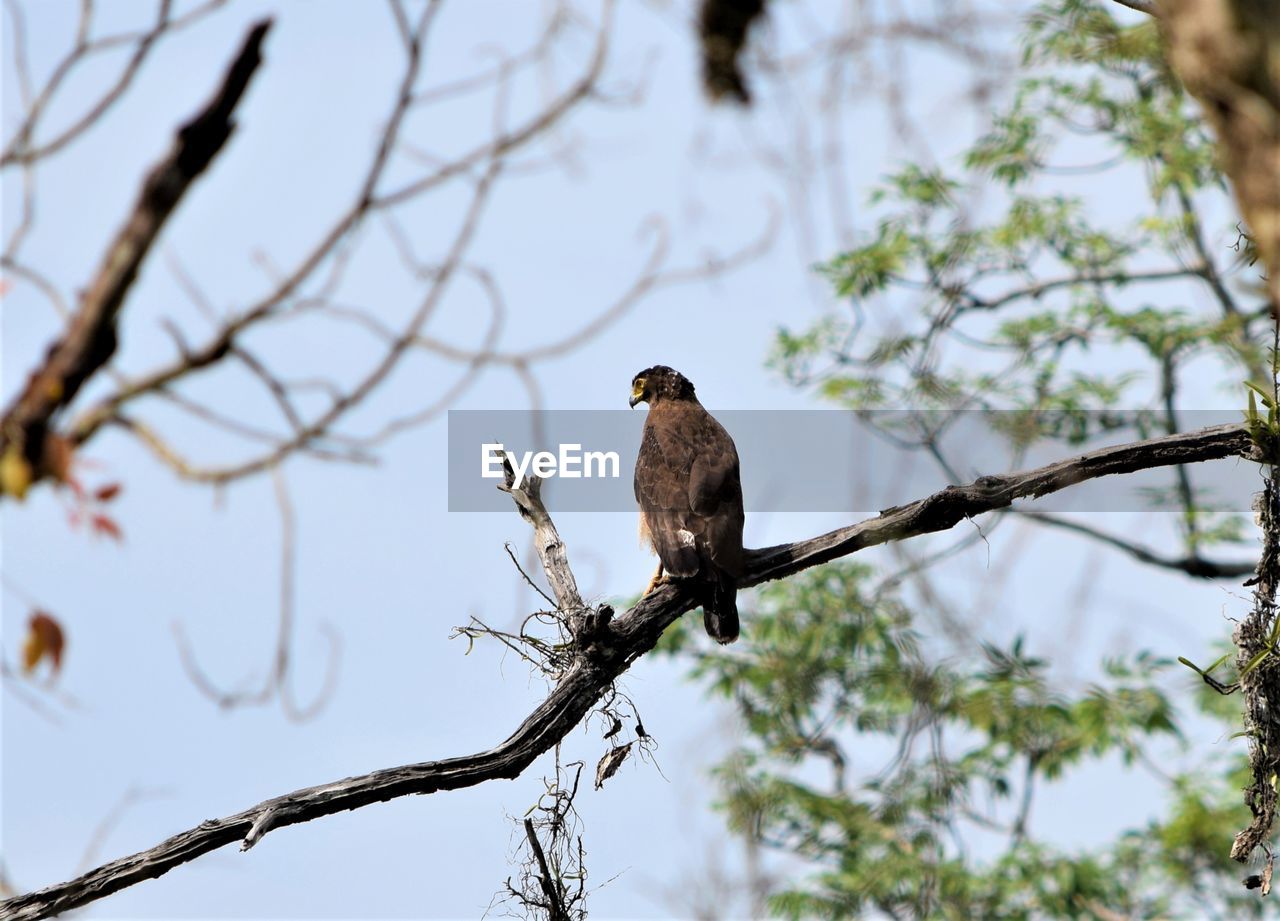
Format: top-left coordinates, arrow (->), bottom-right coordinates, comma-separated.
22,610 -> 65,676
594,742 -> 633,790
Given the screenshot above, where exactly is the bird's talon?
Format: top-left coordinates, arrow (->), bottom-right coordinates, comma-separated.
643,574 -> 670,595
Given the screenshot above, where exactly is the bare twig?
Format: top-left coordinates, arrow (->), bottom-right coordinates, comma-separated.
522,818 -> 573,921
172,468 -> 339,721
501,752 -> 587,920
1,1 -> 232,167
76,788 -> 170,875
1017,509 -> 1255,578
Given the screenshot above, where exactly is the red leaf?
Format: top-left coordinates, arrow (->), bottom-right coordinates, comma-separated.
94,482 -> 122,502
90,513 -> 123,542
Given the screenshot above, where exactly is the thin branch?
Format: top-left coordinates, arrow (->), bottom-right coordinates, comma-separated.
1017,510 -> 1255,578
3,0 -> 178,166
956,267 -> 1193,315
523,818 -> 571,921
1010,753 -> 1039,846
0,421 -> 1258,920
0,257 -> 71,320
2,0 -> 33,112
76,788 -> 170,875
373,0 -> 614,210
1160,352 -> 1202,548
505,542 -> 559,609
1175,184 -> 1241,319
119,162 -> 499,485
172,468 -> 339,721
1,1 -> 233,166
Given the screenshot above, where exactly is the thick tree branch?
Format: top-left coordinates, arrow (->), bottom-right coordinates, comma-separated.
1232,475 -> 1280,865
0,421 -> 1257,920
0,18 -> 272,495
1162,0 -> 1280,313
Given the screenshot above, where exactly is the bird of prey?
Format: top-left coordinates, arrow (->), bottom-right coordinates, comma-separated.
630,365 -> 744,643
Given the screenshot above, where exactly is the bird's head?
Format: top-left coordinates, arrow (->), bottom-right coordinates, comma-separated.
629,366 -> 695,408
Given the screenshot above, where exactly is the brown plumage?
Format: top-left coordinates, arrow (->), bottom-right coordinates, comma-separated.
630,366 -> 744,643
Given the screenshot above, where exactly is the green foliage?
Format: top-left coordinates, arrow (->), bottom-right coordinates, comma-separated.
819,221 -> 912,299
768,0 -> 1269,558
769,0 -> 1261,409
663,567 -> 1259,919
1243,341 -> 1280,461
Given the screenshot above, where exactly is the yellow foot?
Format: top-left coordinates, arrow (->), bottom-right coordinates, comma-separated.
643,563 -> 666,595
644,574 -> 672,595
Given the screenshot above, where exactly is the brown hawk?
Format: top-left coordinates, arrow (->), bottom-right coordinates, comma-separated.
630,366 -> 744,643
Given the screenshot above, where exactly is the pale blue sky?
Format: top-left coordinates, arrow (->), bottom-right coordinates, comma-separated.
1,1 -> 1252,918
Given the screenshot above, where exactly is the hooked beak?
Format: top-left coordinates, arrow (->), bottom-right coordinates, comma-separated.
628,394 -> 642,408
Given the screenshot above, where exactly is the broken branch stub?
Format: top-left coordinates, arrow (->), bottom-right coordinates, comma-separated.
498,451 -> 611,646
